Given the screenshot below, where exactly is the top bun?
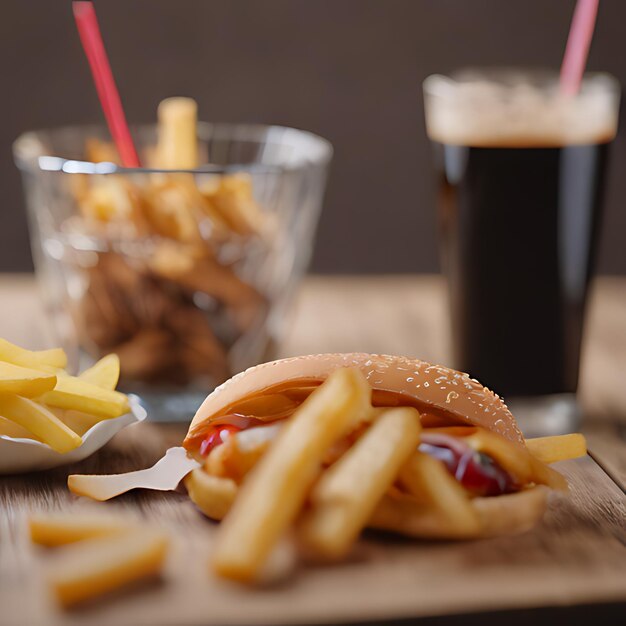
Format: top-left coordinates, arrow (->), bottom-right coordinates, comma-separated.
185,353 -> 524,447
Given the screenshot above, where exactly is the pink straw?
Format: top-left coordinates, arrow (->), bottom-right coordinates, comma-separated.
73,1 -> 141,167
560,0 -> 600,96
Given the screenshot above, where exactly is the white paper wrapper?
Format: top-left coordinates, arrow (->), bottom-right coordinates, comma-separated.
0,395 -> 147,474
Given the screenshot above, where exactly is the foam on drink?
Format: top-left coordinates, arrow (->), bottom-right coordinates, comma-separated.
424,70 -> 619,147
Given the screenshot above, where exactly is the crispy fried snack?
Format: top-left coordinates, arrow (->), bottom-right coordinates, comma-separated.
70,99 -> 269,388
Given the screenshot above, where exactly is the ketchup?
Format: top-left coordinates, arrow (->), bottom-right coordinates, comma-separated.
199,425 -> 242,456
419,433 -> 515,497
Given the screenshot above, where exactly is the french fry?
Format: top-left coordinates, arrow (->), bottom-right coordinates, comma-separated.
525,433 -> 587,464
53,409 -> 102,437
0,415 -> 40,440
178,177 -> 232,238
464,430 -> 568,491
0,395 -> 82,453
47,529 -> 168,608
29,513 -> 131,547
398,452 -> 481,535
142,179 -> 201,242
39,375 -> 129,419
157,97 -> 198,169
205,424 -> 282,482
0,337 -> 67,369
203,442 -> 230,477
0,361 -> 57,397
211,367 -> 372,582
85,138 -> 119,164
185,469 -> 237,521
79,354 -> 120,390
80,177 -> 134,222
205,174 -> 265,236
298,408 -> 421,559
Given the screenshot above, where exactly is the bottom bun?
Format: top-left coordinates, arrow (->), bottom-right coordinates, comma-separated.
473,486 -> 549,538
369,486 -> 548,540
188,466 -> 550,540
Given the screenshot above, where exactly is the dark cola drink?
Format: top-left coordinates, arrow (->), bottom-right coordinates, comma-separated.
423,70 -> 619,434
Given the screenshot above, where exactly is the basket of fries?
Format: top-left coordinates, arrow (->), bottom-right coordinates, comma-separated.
14,99 -> 332,419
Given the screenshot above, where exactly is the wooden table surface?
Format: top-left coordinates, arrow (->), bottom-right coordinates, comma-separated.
0,274 -> 625,626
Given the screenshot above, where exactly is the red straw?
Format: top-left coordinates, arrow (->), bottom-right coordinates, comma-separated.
559,0 -> 600,96
73,1 -> 140,167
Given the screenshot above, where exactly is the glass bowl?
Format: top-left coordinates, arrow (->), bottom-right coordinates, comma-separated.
14,123 -> 332,421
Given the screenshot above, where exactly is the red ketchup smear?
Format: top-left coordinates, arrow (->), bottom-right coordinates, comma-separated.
194,414 -> 268,456
419,433 -> 516,497
199,424 -> 242,456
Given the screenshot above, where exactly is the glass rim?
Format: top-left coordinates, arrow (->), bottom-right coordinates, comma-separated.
423,67 -> 621,97
13,121 -> 333,176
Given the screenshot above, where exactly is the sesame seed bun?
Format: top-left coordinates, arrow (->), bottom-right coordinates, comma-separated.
185,354 -> 523,448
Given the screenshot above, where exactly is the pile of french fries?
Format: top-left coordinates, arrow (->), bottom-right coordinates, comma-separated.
0,338 -> 128,453
184,368 -> 585,583
66,97 -> 269,387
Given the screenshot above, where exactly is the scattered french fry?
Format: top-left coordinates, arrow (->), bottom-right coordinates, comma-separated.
39,375 -> 129,419
0,395 -> 82,453
298,408 -> 421,559
398,452 -> 481,535
0,338 -> 67,370
157,97 -> 198,169
185,469 -> 237,521
211,368 -> 371,582
0,361 -> 57,397
525,433 -> 587,464
46,529 -> 168,608
79,354 -> 121,390
29,513 -> 131,547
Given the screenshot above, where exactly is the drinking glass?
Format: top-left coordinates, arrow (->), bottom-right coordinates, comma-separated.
14,123 -> 332,421
423,69 -> 620,436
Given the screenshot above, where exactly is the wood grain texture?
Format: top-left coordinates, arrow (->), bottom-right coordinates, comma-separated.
0,274 -> 625,624
586,420 -> 626,492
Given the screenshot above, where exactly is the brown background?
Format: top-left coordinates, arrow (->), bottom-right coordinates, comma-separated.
1,0 -> 625,274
